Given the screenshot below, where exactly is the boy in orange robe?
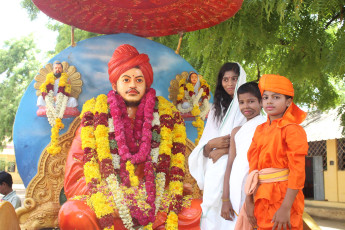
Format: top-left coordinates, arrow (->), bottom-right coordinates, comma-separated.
245,74 -> 308,230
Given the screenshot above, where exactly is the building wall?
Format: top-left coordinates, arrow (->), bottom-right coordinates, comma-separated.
323,139 -> 345,202
0,154 -> 23,185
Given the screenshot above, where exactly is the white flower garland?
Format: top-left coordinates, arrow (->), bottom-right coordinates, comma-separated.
45,91 -> 68,126
106,174 -> 135,230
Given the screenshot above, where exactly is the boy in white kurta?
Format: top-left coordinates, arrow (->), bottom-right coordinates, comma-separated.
220,82 -> 266,228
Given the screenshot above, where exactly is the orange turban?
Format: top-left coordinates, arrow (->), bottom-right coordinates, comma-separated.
258,74 -> 294,97
108,44 -> 153,88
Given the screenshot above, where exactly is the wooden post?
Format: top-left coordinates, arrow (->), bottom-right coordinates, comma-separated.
71,26 -> 76,47
175,32 -> 184,54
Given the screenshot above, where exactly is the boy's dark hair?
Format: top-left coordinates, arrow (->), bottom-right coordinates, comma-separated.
237,81 -> 262,101
0,171 -> 13,187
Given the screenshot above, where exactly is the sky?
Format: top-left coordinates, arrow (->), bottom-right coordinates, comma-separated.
1,0 -> 58,59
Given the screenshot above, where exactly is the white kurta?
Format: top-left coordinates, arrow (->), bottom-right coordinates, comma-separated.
227,115 -> 266,227
188,63 -> 247,230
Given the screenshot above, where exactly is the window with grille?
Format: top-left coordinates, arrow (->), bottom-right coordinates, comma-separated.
337,139 -> 345,170
308,140 -> 327,170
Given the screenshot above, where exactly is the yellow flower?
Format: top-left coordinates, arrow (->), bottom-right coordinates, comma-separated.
80,98 -> 96,118
160,126 -> 172,140
158,96 -> 173,116
191,105 -> 200,116
159,140 -> 172,156
104,227 -> 114,230
166,211 -> 178,230
169,181 -> 183,196
58,73 -> 68,87
126,161 -> 139,187
88,192 -> 114,219
173,124 -> 186,144
192,116 -> 204,145
95,94 -> 108,114
65,84 -> 72,94
143,223 -> 153,230
81,126 -> 96,149
177,94 -> 184,101
185,83 -> 194,92
179,78 -> 186,86
84,159 -> 101,184
171,153 -> 185,171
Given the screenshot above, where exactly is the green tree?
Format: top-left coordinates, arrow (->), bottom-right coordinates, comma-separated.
47,23 -> 99,55
21,0 -> 345,130
0,35 -> 41,150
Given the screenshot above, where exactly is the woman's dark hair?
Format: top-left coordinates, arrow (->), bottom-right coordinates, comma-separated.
237,82 -> 262,102
213,62 -> 240,124
187,72 -> 197,83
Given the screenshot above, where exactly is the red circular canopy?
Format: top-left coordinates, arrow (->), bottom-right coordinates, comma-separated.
33,0 -> 243,37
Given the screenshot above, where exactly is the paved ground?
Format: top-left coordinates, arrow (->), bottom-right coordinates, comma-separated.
2,185 -> 344,229
312,216 -> 345,230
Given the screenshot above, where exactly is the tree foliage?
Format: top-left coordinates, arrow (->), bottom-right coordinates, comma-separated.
155,0 -> 345,112
20,0 -> 345,131
0,35 -> 41,149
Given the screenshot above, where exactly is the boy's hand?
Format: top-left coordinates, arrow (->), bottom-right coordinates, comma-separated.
209,148 -> 228,163
272,206 -> 291,230
221,200 -> 235,221
245,196 -> 257,227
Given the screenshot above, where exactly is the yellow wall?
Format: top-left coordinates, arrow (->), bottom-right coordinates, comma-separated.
338,171 -> 345,202
324,139 -> 338,201
0,154 -> 23,184
323,139 -> 345,203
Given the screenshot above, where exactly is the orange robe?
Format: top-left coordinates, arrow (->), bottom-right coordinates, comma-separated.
59,126 -> 202,230
247,105 -> 308,230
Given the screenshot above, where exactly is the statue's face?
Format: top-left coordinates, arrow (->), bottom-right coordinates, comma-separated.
190,73 -> 198,85
113,68 -> 146,106
53,64 -> 63,77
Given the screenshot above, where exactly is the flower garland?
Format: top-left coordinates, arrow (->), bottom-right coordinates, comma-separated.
40,72 -> 72,155
78,91 -> 189,230
175,76 -> 210,144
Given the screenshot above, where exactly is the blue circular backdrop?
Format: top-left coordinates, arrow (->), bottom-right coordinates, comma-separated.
13,33 -> 208,186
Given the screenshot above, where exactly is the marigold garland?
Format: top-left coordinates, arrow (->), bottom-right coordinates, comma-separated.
175,76 -> 210,145
42,72 -> 72,155
75,92 -> 189,230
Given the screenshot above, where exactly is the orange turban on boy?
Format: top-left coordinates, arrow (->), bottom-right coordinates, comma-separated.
108,44 -> 154,88
258,74 -> 294,97
258,74 -> 307,125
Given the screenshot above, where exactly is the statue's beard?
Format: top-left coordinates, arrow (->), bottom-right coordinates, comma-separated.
124,99 -> 141,107
54,72 -> 61,78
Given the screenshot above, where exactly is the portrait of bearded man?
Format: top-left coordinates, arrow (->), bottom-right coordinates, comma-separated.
58,44 -> 202,230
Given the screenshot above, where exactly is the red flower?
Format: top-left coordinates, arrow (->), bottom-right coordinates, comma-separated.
83,148 -> 97,163
94,112 -> 108,127
172,143 -> 185,154
100,158 -> 115,178
99,214 -> 114,229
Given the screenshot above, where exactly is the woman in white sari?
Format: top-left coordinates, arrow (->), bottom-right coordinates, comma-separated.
189,62 -> 246,230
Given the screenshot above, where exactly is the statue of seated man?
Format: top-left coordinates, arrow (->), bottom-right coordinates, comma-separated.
36,61 -> 79,117
58,44 -> 202,230
181,72 -> 200,109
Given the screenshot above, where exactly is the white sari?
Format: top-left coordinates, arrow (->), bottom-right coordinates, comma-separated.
188,63 -> 246,230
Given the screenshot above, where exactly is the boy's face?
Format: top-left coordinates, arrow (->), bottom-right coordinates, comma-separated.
262,90 -> 292,121
238,92 -> 262,120
0,182 -> 5,195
